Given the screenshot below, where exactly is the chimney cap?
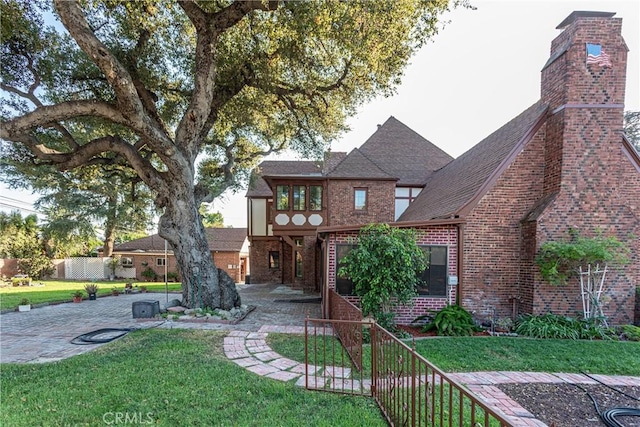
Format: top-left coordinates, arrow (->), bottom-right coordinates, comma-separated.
556,11 -> 616,29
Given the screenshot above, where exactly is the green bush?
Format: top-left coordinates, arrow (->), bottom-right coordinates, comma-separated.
622,324 -> 640,341
420,305 -> 480,336
515,313 -> 615,340
141,266 -> 157,281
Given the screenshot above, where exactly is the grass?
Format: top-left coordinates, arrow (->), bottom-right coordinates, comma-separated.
0,280 -> 182,310
0,329 -> 385,427
268,334 -> 640,376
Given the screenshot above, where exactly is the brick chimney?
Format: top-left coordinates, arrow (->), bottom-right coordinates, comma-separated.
540,11 -> 628,195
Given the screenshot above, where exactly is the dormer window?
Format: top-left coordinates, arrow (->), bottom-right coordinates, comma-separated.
274,183 -> 323,213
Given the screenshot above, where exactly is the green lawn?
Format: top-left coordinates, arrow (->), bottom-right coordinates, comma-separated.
268,334 -> 640,376
0,329 -> 385,427
0,280 -> 182,310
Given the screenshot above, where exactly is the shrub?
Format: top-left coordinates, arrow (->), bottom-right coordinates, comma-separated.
420,305 -> 480,336
622,325 -> 640,341
141,266 -> 157,281
515,313 -> 615,340
11,276 -> 31,286
166,271 -> 179,282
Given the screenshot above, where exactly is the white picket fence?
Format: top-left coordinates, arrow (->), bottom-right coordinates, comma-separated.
63,257 -> 136,280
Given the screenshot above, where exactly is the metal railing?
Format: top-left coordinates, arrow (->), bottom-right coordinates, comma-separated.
370,324 -> 512,427
303,292 -> 513,426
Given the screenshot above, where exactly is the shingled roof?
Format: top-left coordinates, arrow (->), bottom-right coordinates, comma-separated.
399,101 -> 548,222
247,117 -> 453,189
113,228 -> 248,253
358,116 -> 453,186
246,160 -> 322,197
327,148 -> 395,179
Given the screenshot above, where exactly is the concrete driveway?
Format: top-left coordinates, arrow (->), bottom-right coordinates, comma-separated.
0,283 -> 320,363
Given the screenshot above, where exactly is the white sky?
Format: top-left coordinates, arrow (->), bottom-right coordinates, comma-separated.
2,0 -> 639,229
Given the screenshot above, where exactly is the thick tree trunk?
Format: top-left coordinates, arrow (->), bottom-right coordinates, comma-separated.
158,190 -> 240,310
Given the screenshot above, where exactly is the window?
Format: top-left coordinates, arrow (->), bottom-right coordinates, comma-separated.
121,257 -> 133,267
395,187 -> 423,220
156,258 -> 166,267
335,244 -> 357,295
309,185 -> 323,211
292,185 -> 306,211
269,251 -> 280,269
417,246 -> 448,297
354,188 -> 367,211
276,185 -> 289,210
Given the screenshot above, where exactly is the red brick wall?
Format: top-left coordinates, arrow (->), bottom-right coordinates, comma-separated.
462,129 -> 547,322
327,225 -> 459,325
212,251 -> 242,283
248,239 -> 282,284
327,180 -> 395,226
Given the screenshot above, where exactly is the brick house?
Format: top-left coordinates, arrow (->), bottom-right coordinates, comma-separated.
247,11 -> 639,325
110,228 -> 249,283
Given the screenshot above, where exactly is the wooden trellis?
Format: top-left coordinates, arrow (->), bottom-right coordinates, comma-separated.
578,264 -> 608,327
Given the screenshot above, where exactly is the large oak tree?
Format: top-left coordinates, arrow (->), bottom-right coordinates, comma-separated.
1,0 -> 459,309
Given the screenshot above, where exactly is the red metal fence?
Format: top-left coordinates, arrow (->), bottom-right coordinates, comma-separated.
304,291 -> 513,426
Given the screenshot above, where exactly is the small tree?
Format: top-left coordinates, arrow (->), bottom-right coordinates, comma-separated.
338,224 -> 426,331
535,228 -> 630,325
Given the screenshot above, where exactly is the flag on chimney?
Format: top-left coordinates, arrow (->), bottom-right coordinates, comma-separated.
586,43 -> 612,67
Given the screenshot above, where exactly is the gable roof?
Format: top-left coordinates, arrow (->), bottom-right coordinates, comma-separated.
358,116 -> 453,186
327,148 -> 395,179
246,161 -> 322,197
399,101 -> 548,222
113,228 -> 248,253
246,117 -> 453,192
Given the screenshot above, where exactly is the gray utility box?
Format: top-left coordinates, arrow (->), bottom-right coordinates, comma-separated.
132,300 -> 160,319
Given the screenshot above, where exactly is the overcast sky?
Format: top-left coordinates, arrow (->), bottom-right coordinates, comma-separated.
2,0 -> 639,229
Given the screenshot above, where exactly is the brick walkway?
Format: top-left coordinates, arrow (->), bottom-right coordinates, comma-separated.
0,283 -> 320,363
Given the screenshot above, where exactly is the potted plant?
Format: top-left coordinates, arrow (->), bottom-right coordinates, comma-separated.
18,298 -> 31,312
72,290 -> 83,303
111,287 -> 120,296
84,284 -> 99,300
140,285 -> 148,293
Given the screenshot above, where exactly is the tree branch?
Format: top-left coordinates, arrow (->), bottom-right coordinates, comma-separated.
53,0 -> 173,149
176,1 -> 279,159
0,100 -> 126,139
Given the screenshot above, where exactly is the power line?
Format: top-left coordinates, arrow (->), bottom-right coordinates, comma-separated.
0,201 -> 41,215
0,195 -> 37,206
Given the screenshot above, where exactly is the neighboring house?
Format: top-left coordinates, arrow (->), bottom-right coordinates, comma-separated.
109,228 -> 249,284
247,11 -> 639,325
